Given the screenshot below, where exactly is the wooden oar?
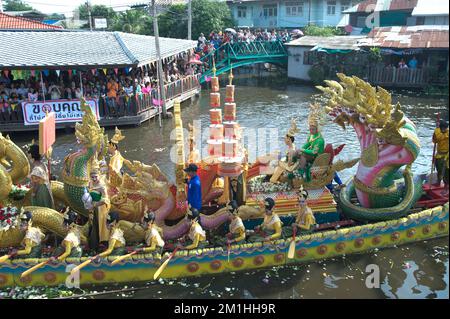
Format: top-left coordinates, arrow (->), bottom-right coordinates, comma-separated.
153,247 -> 179,280
111,248 -> 143,266
0,254 -> 12,263
70,254 -> 100,276
227,241 -> 231,263
288,226 -> 297,259
21,259 -> 53,278
430,113 -> 441,188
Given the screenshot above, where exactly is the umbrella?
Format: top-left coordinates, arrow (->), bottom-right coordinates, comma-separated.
291,29 -> 304,35
225,28 -> 237,34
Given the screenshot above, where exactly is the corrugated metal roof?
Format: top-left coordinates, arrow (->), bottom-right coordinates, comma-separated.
412,0 -> 449,16
344,0 -> 418,13
0,31 -> 197,69
285,36 -> 366,50
359,25 -> 449,48
0,12 -> 63,30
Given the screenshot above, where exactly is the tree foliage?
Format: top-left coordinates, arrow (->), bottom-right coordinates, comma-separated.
4,0 -> 33,11
159,0 -> 234,39
110,9 -> 153,35
303,25 -> 345,37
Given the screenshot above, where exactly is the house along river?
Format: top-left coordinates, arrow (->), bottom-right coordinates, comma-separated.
7,74 -> 449,299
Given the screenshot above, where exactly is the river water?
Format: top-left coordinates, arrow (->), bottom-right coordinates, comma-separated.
8,74 -> 449,299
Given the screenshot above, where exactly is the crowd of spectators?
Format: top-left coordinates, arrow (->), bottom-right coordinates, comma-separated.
0,53 -> 201,121
196,28 -> 297,54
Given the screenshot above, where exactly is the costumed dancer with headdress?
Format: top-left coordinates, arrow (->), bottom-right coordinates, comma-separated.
87,159 -> 111,252
98,211 -> 127,257
142,210 -> 165,253
292,186 -> 316,234
296,103 -> 326,181
180,207 -> 207,250
270,119 -> 300,183
108,127 -> 131,176
27,142 -> 54,209
30,165 -> 55,209
52,208 -> 83,261
248,198 -> 283,242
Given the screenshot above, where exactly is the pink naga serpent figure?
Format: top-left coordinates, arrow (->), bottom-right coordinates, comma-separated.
317,74 -> 423,222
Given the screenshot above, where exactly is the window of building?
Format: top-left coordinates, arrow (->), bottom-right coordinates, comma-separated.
303,51 -> 319,65
286,2 -> 304,16
341,0 -> 351,12
263,5 -> 277,17
327,0 -> 336,15
237,6 -> 247,18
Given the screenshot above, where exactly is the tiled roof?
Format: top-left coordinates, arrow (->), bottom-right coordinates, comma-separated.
344,0 -> 418,13
359,25 -> 449,48
0,31 -> 197,69
0,12 -> 63,30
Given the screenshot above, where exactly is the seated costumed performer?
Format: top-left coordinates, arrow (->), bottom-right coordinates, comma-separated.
98,211 -> 127,257
142,210 -> 165,253
16,211 -> 45,259
270,119 -> 300,183
180,207 -> 207,250
296,103 -> 325,181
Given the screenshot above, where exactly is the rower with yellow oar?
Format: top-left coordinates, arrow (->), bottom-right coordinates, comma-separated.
248,198 -> 282,243
179,207 -> 207,250
52,208 -> 83,261
0,210 -> 45,263
292,186 -> 316,234
98,211 -> 127,258
226,200 -> 246,244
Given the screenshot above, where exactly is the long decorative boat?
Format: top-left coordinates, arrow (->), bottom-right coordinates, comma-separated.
0,72 -> 448,288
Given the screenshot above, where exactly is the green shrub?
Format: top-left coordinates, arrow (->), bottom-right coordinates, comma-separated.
308,64 -> 326,85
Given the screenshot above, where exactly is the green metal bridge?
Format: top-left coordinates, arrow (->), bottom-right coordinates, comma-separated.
198,40 -> 288,83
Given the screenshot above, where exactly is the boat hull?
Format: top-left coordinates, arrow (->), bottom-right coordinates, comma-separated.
0,203 -> 448,288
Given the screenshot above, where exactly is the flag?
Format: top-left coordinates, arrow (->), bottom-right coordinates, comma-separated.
91,69 -> 96,75
103,68 -> 108,75
43,70 -> 50,77
73,69 -> 77,75
124,67 -> 129,75
68,70 -> 72,77
114,68 -> 118,75
31,70 -> 35,77
55,70 -> 60,76
205,76 -> 212,82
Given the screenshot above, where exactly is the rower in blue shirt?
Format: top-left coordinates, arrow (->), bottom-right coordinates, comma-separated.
184,164 -> 202,212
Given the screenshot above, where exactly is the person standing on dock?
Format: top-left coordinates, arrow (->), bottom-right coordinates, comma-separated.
433,120 -> 449,195
184,164 -> 202,212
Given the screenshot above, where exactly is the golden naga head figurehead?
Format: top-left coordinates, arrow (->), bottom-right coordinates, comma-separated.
75,98 -> 107,159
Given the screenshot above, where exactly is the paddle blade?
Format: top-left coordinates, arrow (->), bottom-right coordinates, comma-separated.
21,260 -> 48,278
70,258 -> 93,275
0,255 -> 10,263
153,257 -> 171,280
288,239 -> 296,259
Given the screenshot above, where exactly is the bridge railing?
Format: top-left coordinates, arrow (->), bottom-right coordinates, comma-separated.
199,40 -> 287,75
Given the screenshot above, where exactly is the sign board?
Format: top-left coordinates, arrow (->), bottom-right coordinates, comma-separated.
21,99 -> 100,126
39,112 -> 56,155
94,18 -> 107,29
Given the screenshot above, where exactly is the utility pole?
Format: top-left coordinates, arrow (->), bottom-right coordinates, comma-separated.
86,1 -> 93,31
0,0 -> 3,14
151,0 -> 167,116
188,0 -> 192,40
308,0 -> 312,26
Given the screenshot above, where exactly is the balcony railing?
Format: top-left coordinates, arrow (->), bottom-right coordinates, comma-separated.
0,74 -> 201,125
367,66 -> 447,87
